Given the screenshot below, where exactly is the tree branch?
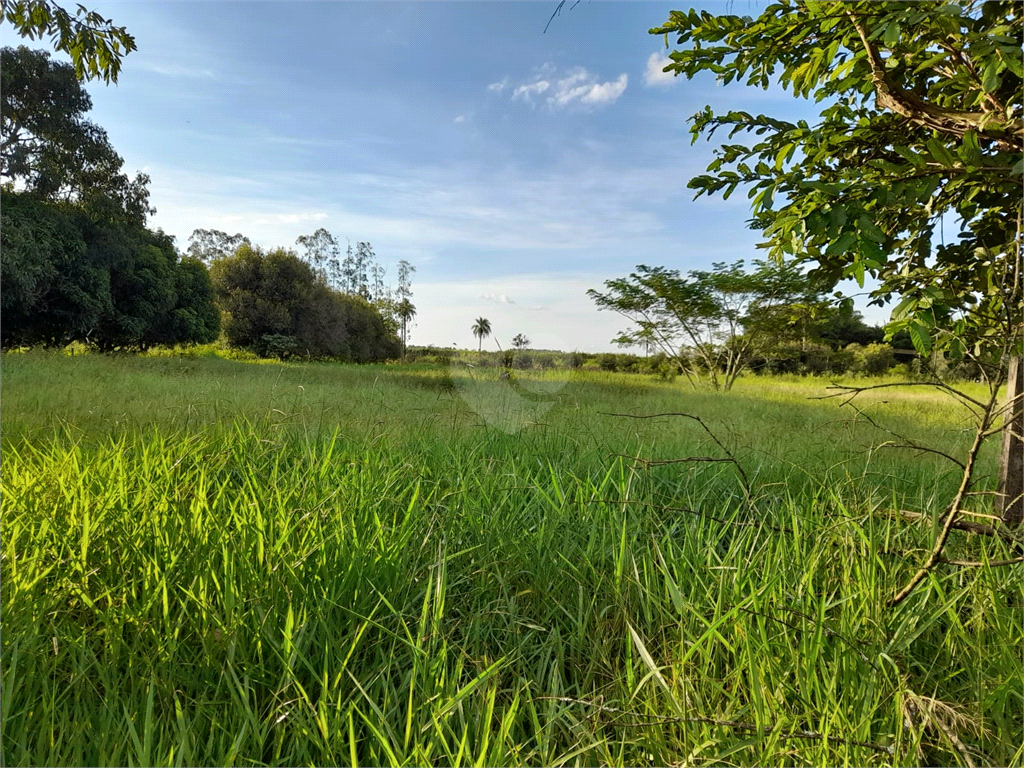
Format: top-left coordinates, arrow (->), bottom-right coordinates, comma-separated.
846,10 -> 1022,152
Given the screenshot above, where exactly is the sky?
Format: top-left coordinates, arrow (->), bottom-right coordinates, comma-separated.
45,0 -> 887,352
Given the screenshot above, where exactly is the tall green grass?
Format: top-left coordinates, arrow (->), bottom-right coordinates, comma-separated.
2,352 -> 1020,766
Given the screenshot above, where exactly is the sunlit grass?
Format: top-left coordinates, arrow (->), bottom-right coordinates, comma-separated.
1,351 -> 1020,766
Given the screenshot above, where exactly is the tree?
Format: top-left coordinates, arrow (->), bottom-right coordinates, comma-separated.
653,0 -> 1022,523
295,227 -> 339,285
394,259 -> 416,353
512,333 -> 530,350
187,228 -> 250,266
209,244 -> 399,361
1,190 -> 219,348
589,259 -> 821,390
1,0 -> 136,83
396,298 -> 416,354
1,46 -> 152,225
472,317 -> 492,353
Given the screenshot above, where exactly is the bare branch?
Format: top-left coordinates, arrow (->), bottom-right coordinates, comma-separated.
938,556 -> 1023,568
612,453 -> 736,468
812,382 -> 986,412
892,509 -> 1021,549
600,411 -> 751,499
890,386 -> 1005,606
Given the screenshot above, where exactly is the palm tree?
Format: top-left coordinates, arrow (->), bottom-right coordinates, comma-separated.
396,299 -> 416,355
472,317 -> 492,353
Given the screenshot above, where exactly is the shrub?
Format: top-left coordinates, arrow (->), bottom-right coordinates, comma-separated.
860,343 -> 895,375
210,245 -> 399,361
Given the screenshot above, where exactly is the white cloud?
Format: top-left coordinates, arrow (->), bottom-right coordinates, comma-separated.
499,65 -> 627,109
644,52 -> 676,87
487,77 -> 509,92
278,212 -> 329,223
513,80 -> 551,100
579,74 -> 628,105
454,115 -> 466,123
480,293 -> 515,304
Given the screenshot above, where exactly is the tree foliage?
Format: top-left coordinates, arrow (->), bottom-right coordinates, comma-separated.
472,317 -> 492,352
0,191 -> 219,348
187,228 -> 251,266
0,47 -> 216,349
1,0 -> 136,83
590,259 -> 823,390
209,245 -> 400,361
652,1 -> 1022,369
654,0 -> 1022,522
1,46 -> 151,224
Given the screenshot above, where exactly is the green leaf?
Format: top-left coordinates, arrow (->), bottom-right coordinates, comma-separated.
883,22 -> 901,48
825,231 -> 857,257
908,320 -> 932,355
858,216 -> 887,244
981,61 -> 1000,93
925,137 -> 956,167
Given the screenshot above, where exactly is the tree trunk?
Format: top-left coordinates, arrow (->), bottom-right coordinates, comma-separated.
997,355 -> 1023,527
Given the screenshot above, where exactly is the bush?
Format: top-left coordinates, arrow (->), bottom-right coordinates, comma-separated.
513,352 -> 533,370
210,245 -> 399,361
859,343 -> 895,375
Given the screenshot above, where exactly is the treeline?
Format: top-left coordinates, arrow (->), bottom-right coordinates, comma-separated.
406,342 -> 918,379
588,259 -> 925,389
405,301 -> 928,379
0,45 -> 405,362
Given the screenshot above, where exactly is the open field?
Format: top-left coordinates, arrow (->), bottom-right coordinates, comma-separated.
2,352 -> 1021,766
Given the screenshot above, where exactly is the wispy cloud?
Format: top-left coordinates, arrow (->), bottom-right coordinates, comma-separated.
500,65 -> 627,109
278,212 -> 328,223
644,52 -> 675,87
480,293 -> 515,304
453,114 -> 467,123
487,77 -> 509,92
137,61 -> 216,79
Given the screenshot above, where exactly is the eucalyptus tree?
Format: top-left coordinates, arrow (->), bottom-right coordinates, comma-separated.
187,229 -> 250,265
295,228 -> 340,285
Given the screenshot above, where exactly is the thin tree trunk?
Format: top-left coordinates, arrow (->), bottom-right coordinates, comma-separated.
997,355 -> 1023,527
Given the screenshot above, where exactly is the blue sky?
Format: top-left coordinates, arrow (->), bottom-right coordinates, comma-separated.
65,0 -> 883,352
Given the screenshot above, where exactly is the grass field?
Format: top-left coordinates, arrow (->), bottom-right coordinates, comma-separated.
2,351 -> 1021,766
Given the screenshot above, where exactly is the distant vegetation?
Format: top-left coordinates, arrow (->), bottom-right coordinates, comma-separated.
0,44 -> 408,362
210,245 -> 399,362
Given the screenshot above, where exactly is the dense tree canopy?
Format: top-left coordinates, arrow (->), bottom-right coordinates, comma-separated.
0,46 -> 217,349
1,46 -> 151,224
210,245 -> 400,361
1,191 -> 220,348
